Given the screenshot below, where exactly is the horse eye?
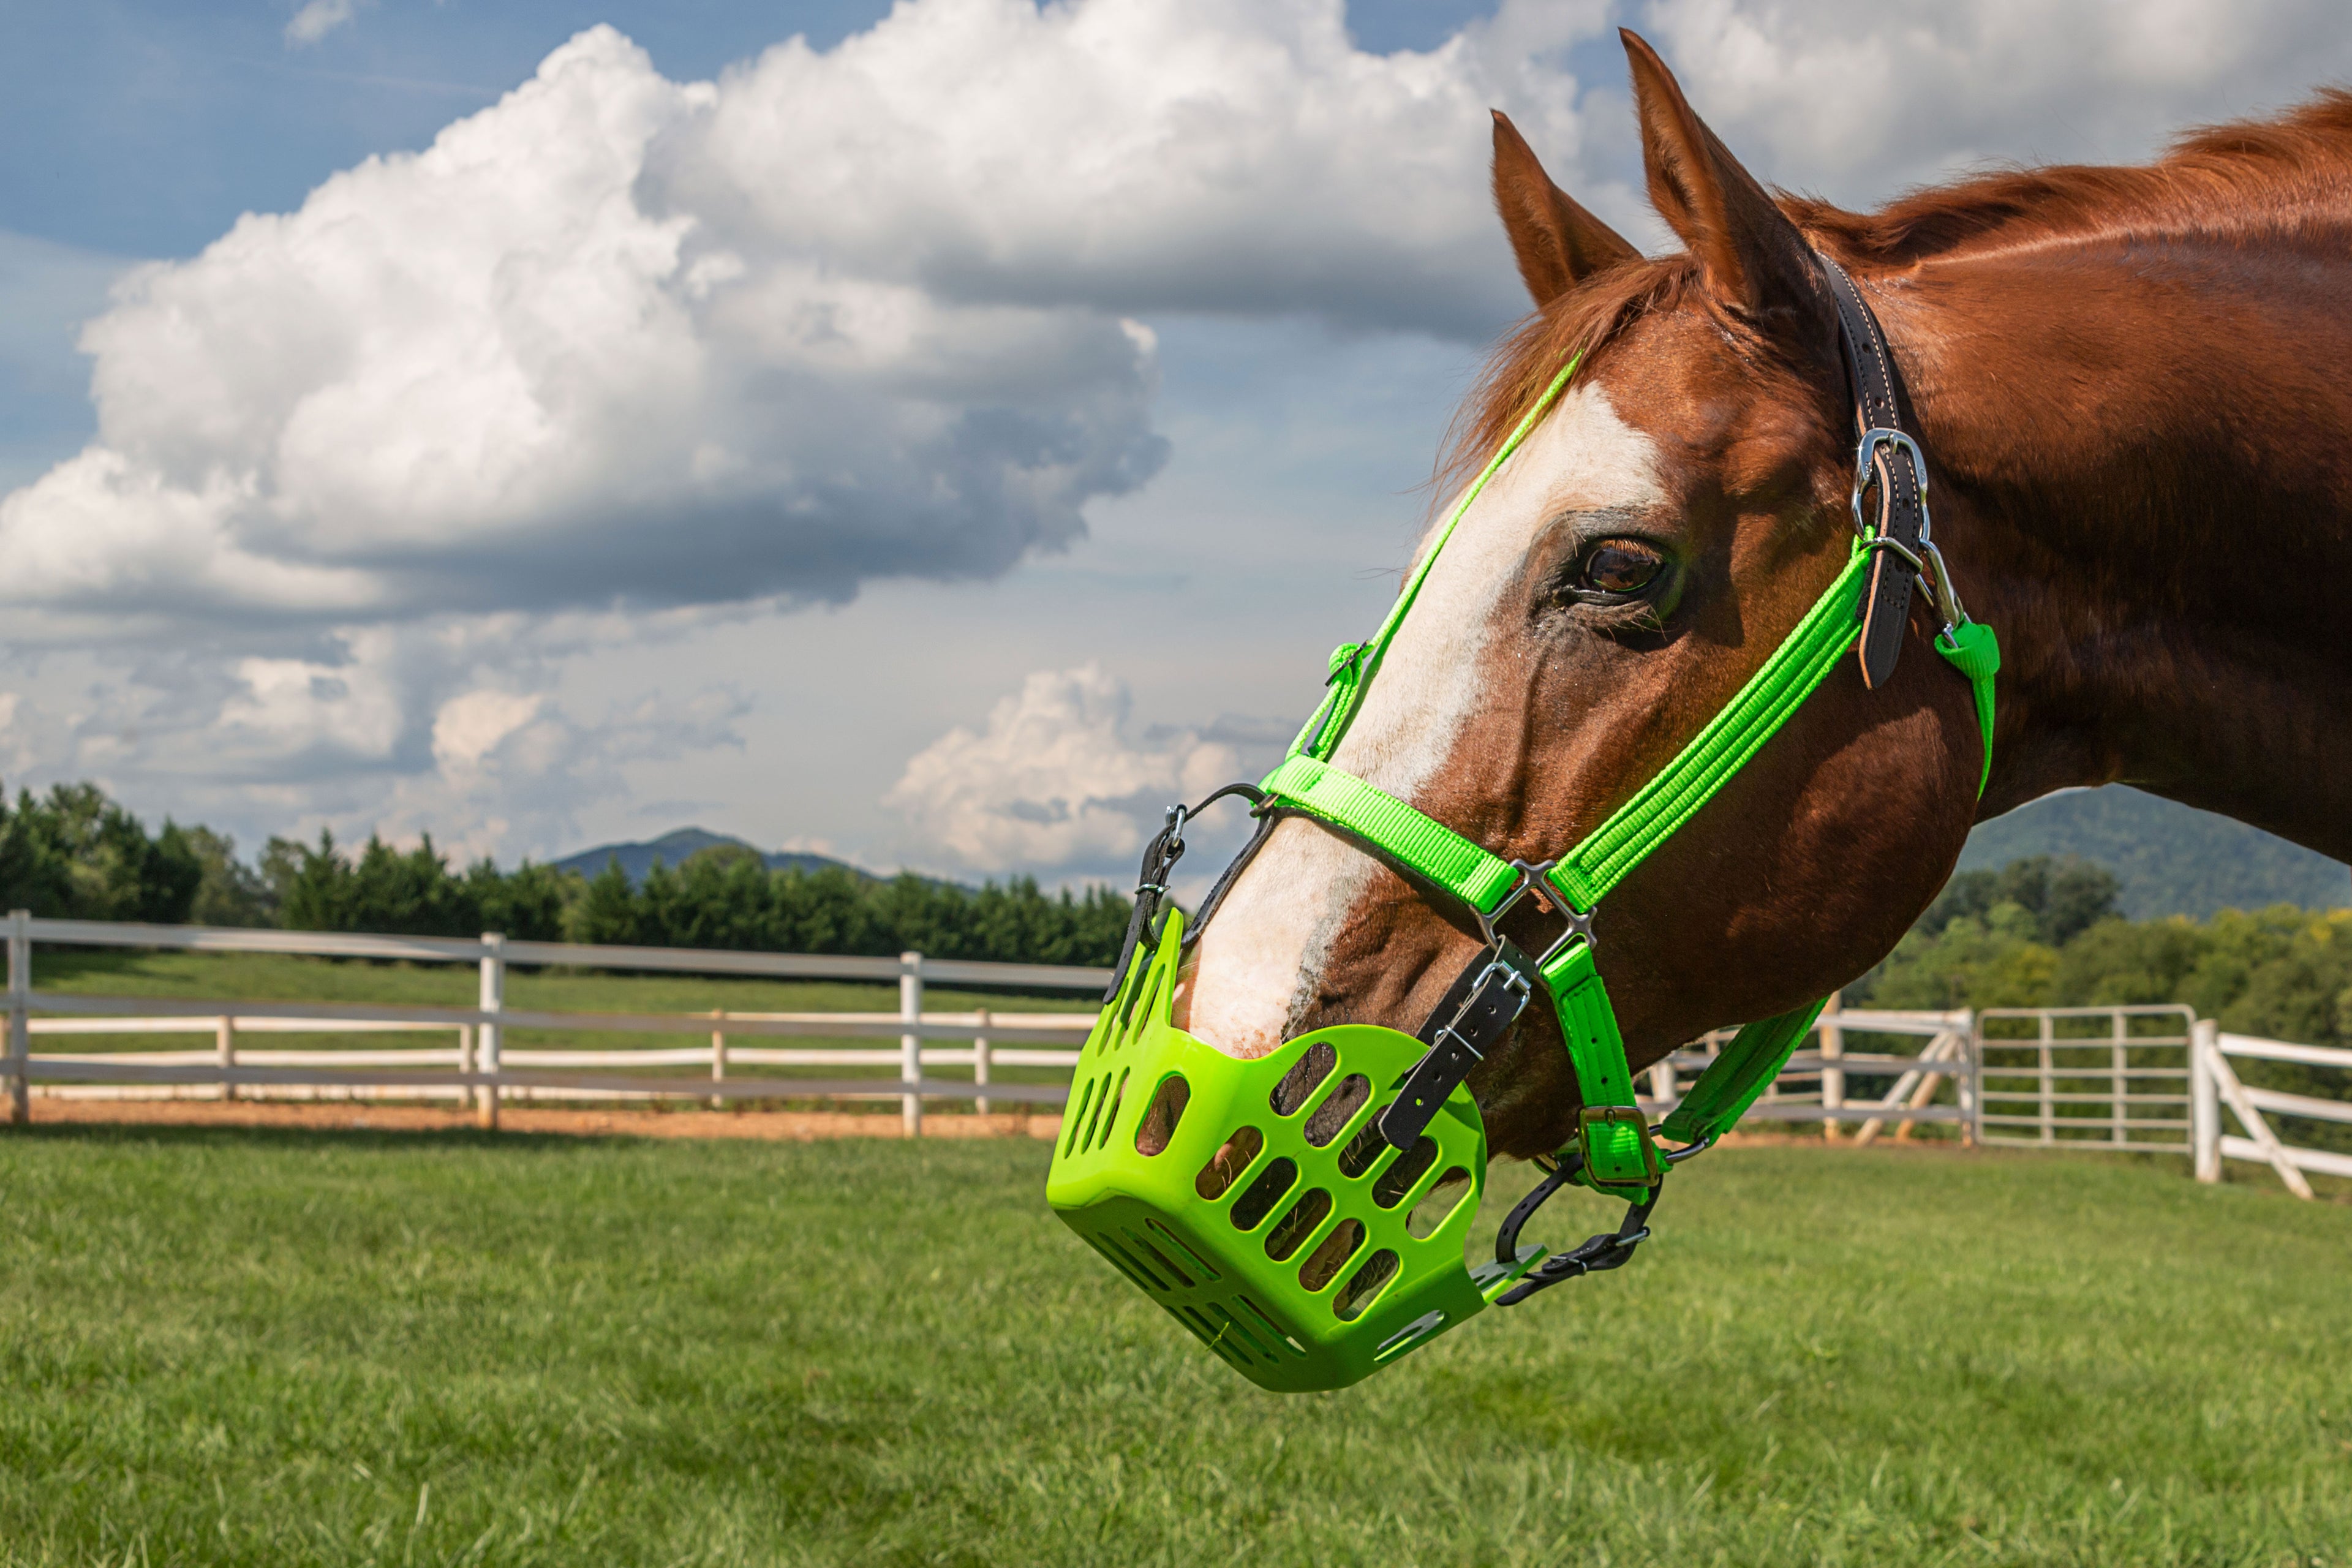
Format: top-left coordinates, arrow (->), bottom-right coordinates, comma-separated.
1578,540 -> 1665,597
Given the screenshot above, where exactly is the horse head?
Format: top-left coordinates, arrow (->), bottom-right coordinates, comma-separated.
1174,33 -> 1989,1161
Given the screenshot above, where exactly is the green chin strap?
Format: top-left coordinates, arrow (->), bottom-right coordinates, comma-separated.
1258,358 -> 1999,1196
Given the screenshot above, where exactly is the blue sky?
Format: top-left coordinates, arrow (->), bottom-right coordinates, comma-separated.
2,0 -> 2345,887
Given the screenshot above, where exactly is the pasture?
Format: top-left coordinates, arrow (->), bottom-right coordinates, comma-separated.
0,1130 -> 2344,1566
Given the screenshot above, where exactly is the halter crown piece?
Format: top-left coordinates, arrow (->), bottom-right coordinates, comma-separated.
1046,256 -> 2000,1392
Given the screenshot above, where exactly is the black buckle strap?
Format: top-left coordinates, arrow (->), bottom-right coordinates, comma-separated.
1495,1202 -> 1654,1306
1817,255 -> 1926,691
1494,1169 -> 1657,1306
1378,941 -> 1537,1151
1103,783 -> 1267,1003
1485,1127 -> 1716,1305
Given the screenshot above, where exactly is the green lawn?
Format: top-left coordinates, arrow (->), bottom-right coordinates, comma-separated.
1,1131 -> 2344,1567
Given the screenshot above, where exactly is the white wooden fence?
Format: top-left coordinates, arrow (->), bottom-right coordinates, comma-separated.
0,911 -> 1104,1135
1656,1000 -> 1977,1141
4,912 -> 2344,1191
2190,1021 -> 2352,1198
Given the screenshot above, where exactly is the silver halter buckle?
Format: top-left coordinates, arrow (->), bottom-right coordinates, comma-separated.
1849,427 -> 1969,631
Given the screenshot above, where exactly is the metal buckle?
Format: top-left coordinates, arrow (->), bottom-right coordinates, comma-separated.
1849,428 -> 1971,634
1849,428 -> 1934,541
1576,1105 -> 1665,1185
1476,859 -> 1595,967
1135,802 -> 1188,898
1850,426 -> 1929,532
1434,959 -> 1533,1064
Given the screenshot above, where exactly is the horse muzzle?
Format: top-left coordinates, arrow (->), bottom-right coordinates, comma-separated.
1045,908 -> 1542,1393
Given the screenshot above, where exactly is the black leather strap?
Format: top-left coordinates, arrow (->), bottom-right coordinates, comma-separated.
1493,1188 -> 1656,1306
1818,255 -> 1924,690
1378,941 -> 1536,1150
1179,809 -> 1276,952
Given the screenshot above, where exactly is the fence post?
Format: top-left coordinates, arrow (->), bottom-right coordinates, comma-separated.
973,1008 -> 992,1117
900,952 -> 924,1137
6,909 -> 29,1124
217,1016 -> 236,1102
2191,1017 -> 2221,1183
1648,1055 -> 1676,1115
478,932 -> 505,1131
710,1012 -> 727,1110
1819,991 -> 1844,1140
458,1025 -> 475,1106
1962,1012 -> 1981,1149
2037,1012 -> 2056,1145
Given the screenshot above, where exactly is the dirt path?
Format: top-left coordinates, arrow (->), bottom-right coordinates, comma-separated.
26,1099 -> 1063,1141
21,1099 -> 1951,1155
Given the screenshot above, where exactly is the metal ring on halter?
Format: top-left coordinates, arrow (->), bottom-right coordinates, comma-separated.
1659,1129 -> 1717,1164
1475,858 -> 1596,963
1858,530 -> 1971,635
1915,537 -> 1970,630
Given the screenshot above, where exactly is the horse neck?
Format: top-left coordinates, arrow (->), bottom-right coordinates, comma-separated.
1890,232 -> 2352,861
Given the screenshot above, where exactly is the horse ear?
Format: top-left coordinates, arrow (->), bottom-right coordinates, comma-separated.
1620,31 -> 1822,325
1491,110 -> 1637,306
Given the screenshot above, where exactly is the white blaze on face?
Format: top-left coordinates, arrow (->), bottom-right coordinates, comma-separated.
1175,383 -> 1664,1055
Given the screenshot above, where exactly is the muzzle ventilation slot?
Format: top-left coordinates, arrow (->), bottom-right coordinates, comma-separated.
1047,910 -> 1511,1392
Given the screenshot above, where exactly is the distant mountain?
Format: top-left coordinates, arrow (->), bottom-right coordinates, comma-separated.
1959,786 -> 2348,920
552,827 -> 873,886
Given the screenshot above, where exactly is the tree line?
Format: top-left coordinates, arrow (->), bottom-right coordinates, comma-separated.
0,780 -> 1132,966
1850,854 -> 2352,1054
6,778 -> 2348,1033
1850,854 -> 2352,1136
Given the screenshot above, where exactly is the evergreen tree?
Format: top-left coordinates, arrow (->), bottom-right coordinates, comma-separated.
0,782 -> 203,922
565,859 -> 644,946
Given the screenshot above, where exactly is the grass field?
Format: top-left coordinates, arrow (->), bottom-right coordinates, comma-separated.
1,1129 -> 2345,1567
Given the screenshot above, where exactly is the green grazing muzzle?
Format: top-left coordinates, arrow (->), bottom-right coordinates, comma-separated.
1047,908 -> 1542,1392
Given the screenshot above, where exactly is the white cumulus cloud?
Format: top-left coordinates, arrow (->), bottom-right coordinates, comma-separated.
0,26 -> 1166,625
0,2 -> 1618,632
1638,0 -> 2352,197
886,664 -> 1268,873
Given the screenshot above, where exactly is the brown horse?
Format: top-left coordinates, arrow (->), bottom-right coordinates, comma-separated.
1175,31 -> 2352,1161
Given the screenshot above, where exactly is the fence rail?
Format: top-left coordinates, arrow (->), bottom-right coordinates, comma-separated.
4,914 -> 2345,1191
2192,1022 -> 2352,1197
1,910 -> 1105,1134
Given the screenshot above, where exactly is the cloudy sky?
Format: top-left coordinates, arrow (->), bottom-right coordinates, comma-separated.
3,0 -> 2346,886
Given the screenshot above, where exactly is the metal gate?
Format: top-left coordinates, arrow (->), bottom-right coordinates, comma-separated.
1973,1005 -> 2195,1155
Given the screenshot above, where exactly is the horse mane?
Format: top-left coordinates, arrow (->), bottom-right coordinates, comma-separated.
1439,88 -> 2352,501
1789,88 -> 2352,264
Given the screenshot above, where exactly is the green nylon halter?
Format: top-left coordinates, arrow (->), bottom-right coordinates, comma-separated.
1254,360 -> 1999,1193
